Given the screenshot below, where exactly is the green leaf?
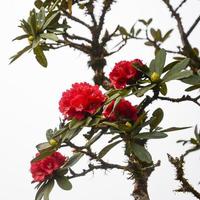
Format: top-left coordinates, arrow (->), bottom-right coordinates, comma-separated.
135,84 -> 156,97
162,29 -> 173,41
161,126 -> 191,132
9,45 -> 32,64
163,58 -> 190,81
33,46 -> 48,67
163,61 -> 179,73
163,70 -> 192,82
134,132 -> 167,139
150,108 -> 164,131
32,36 -> 41,48
105,92 -> 120,104
66,152 -> 84,167
150,28 -> 157,40
98,140 -> 122,159
40,33 -> 59,41
131,143 -> 152,163
56,176 -> 72,190
118,26 -> 129,36
35,183 -> 46,200
36,142 -> 52,152
43,180 -> 54,200
182,74 -> 200,85
102,121 -> 119,129
69,118 -> 85,129
43,11 -> 60,30
185,83 -> 200,91
12,34 -> 29,41
86,132 -> 103,147
46,129 -> 54,141
159,83 -> 167,96
154,49 -> 166,75
31,150 -> 55,162
20,19 -> 32,34
62,128 -> 81,142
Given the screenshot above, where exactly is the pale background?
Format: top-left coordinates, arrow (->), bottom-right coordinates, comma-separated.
0,0 -> 200,200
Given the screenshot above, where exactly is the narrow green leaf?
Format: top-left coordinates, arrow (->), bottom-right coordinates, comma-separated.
162,29 -> 173,41
182,74 -> 200,85
98,140 -> 122,159
12,34 -> 28,41
86,132 -> 103,147
69,118 -> 85,129
46,129 -> 54,141
102,121 -> 119,129
154,49 -> 166,75
9,45 -> 32,64
36,142 -> 52,152
131,143 -> 152,163
40,33 -> 59,41
66,152 -> 84,167
163,58 -> 190,81
43,11 -> 60,30
31,150 -> 55,163
35,183 -> 46,200
62,128 -> 81,142
135,84 -> 156,97
159,82 -> 167,96
163,70 -> 192,82
150,108 -> 164,131
185,83 -> 200,91
161,126 -> 191,132
33,46 -> 48,67
134,132 -> 167,139
43,180 -> 54,200
56,176 -> 72,190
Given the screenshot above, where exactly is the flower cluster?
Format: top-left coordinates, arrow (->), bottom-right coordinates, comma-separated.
30,152 -> 66,182
59,82 -> 106,120
103,99 -> 138,122
109,59 -> 144,89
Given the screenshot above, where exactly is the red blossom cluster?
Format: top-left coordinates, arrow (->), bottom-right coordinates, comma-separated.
59,82 -> 106,120
109,59 -> 144,89
30,152 -> 66,182
103,99 -> 138,122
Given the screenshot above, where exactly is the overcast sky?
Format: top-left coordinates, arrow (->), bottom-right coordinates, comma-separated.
0,1 -> 200,200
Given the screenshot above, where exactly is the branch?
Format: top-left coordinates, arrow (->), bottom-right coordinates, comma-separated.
63,11 -> 91,29
63,32 -> 92,44
175,0 -> 188,12
186,15 -> 200,37
96,0 -> 115,40
168,154 -> 200,199
162,0 -> 189,47
157,94 -> 200,106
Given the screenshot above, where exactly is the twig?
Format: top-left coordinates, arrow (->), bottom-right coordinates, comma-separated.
63,11 -> 91,29
157,94 -> 200,106
175,0 -> 188,12
186,15 -> 200,37
168,154 -> 200,199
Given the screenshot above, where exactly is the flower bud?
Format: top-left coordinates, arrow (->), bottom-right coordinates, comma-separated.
125,121 -> 132,128
28,35 -> 34,42
49,139 -> 58,146
150,72 -> 160,82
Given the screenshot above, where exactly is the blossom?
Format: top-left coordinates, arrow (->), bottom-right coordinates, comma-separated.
59,82 -> 106,120
103,99 -> 138,122
30,152 -> 66,182
109,59 -> 144,89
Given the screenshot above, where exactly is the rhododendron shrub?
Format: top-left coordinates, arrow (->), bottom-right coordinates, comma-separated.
12,1 -> 200,200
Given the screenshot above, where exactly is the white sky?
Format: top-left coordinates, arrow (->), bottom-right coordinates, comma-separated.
0,1 -> 200,200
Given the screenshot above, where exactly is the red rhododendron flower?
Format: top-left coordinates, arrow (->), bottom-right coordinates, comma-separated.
30,152 -> 66,182
59,82 -> 106,120
109,59 -> 144,89
103,99 -> 138,122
